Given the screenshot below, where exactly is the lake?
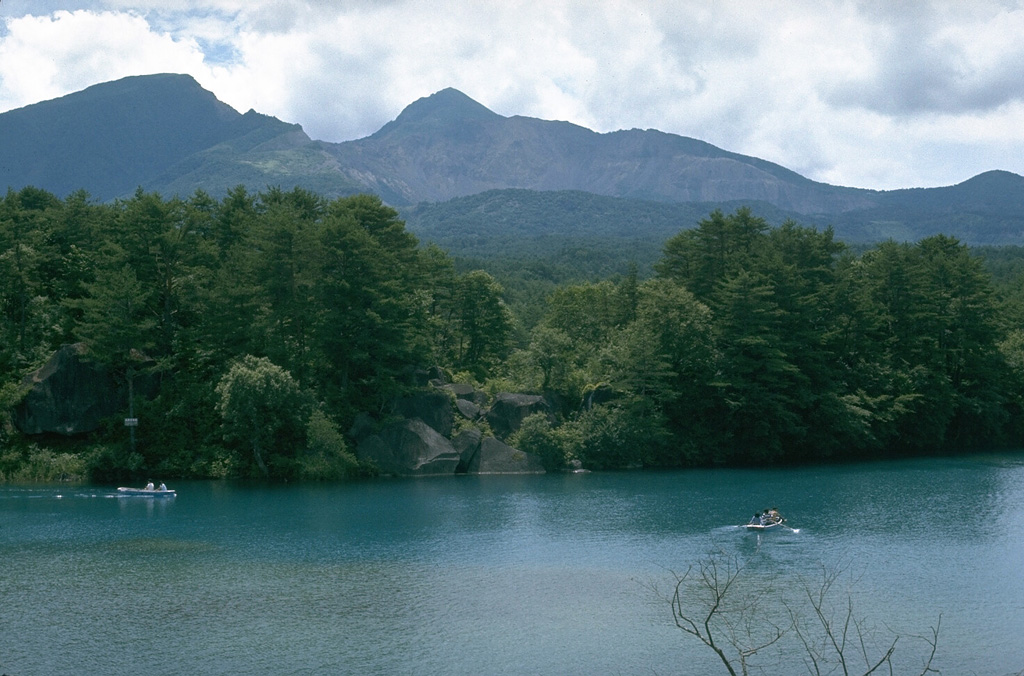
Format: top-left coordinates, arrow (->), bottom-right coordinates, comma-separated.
2,454 -> 1023,675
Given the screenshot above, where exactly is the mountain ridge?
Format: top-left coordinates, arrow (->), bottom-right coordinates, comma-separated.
0,73 -> 306,200
2,73 -> 1023,245
328,93 -> 880,212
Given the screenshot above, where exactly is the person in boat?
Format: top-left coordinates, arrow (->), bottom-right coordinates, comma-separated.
158,482 -> 167,491
145,481 -> 155,491
749,513 -> 761,525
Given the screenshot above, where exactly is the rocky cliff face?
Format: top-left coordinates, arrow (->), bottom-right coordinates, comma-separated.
356,419 -> 462,476
356,383 -> 550,477
14,344 -> 123,436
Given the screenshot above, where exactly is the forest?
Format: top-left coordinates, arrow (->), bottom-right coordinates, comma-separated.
2,184 -> 1024,482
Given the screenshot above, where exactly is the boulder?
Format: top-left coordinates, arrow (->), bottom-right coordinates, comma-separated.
356,418 -> 460,476
467,436 -> 545,474
13,343 -> 122,436
452,427 -> 483,473
441,382 -> 488,406
410,365 -> 446,387
485,393 -> 553,440
455,398 -> 482,421
394,390 -> 454,437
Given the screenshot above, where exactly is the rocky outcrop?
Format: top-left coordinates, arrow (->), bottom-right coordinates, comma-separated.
356,418 -> 461,476
452,427 -> 483,472
394,390 -> 454,437
468,436 -> 545,474
442,383 -> 487,422
9,343 -> 554,477
485,393 -> 554,440
454,398 -> 483,421
410,365 -> 446,387
358,385 -> 549,476
14,343 -> 122,436
441,382 -> 489,407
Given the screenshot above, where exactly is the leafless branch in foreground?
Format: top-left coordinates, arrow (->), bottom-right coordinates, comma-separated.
666,550 -> 943,676
669,549 -> 788,676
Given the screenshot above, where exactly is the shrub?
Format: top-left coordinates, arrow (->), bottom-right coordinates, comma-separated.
0,444 -> 89,483
298,408 -> 359,480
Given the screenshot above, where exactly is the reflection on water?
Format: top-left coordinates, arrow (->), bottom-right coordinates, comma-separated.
2,455 -> 1023,675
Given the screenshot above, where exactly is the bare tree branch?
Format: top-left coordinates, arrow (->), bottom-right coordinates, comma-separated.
907,614 -> 941,676
670,549 -> 792,676
665,551 -> 944,676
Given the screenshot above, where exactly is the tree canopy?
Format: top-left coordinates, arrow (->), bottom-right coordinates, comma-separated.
2,186 -> 1022,480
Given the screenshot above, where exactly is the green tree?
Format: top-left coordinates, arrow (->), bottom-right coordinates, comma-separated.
70,264 -> 157,453
0,187 -> 67,370
657,207 -> 769,300
299,407 -> 359,480
447,270 -> 515,378
215,355 -> 310,477
525,280 -> 625,403
605,278 -> 718,462
313,195 -> 431,417
852,237 -> 1010,452
543,280 -> 621,346
507,411 -> 579,471
710,269 -> 805,462
527,324 -> 577,394
571,398 -> 670,469
213,185 -> 258,260
750,223 -> 854,458
251,189 -> 325,384
915,235 -> 1008,449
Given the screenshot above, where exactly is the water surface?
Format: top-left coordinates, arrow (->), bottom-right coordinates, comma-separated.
2,455 -> 1023,674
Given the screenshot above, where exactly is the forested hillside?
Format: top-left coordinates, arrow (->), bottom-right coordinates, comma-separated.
2,186 -> 1023,482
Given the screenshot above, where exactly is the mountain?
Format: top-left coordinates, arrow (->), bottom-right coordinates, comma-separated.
837,170 -> 1024,244
325,88 -> 877,213
2,74 -> 1024,246
407,172 -> 1024,254
0,73 -> 370,201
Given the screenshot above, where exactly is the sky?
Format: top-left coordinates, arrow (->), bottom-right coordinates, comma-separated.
2,1 -> 1024,191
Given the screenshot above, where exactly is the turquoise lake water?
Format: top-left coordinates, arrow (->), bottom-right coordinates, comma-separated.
2,455 -> 1023,675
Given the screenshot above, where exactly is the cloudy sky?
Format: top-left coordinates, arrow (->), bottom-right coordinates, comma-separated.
2,1 -> 1023,191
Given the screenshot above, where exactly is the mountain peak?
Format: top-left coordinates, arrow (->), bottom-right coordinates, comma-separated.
375,88 -> 500,135
0,72 -> 290,200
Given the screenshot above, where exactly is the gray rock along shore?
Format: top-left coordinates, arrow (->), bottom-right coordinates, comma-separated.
13,344 -> 549,477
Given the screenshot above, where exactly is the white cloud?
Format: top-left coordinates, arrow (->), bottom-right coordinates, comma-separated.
824,3 -> 1024,116
3,0 -> 1024,190
0,10 -> 211,110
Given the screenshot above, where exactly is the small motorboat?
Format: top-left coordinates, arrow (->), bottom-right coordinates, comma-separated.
116,486 -> 176,497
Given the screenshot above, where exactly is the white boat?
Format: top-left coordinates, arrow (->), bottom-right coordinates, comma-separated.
743,521 -> 785,531
116,486 -> 176,497
744,509 -> 786,531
